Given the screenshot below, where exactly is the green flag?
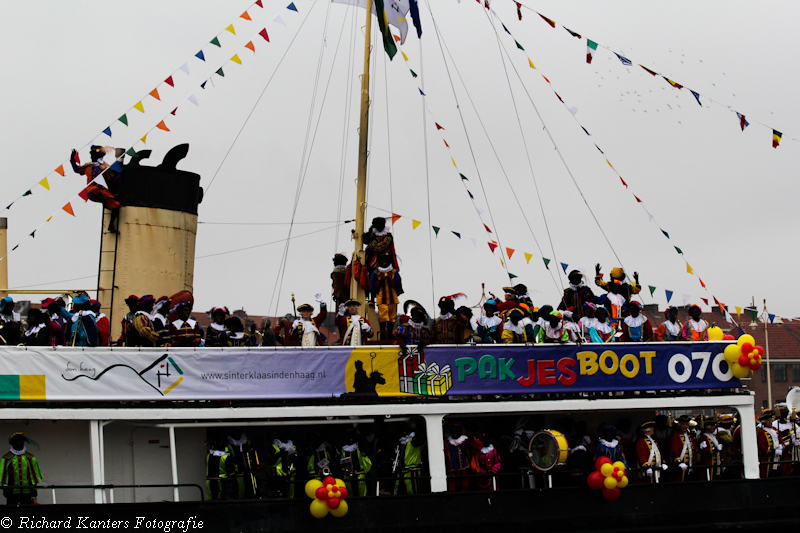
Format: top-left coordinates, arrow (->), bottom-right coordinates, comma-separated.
126,148 -> 137,157
374,0 -> 397,59
542,257 -> 551,269
216,68 -> 225,77
750,309 -> 758,322
118,114 -> 128,126
210,37 -> 221,47
515,40 -> 525,50
674,246 -> 683,254
432,226 -> 440,236
648,285 -> 656,297
459,173 -> 468,181
509,273 -> 518,279
22,190 -> 32,197
410,69 -> 418,78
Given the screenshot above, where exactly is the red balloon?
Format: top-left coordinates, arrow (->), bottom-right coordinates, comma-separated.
723,334 -> 735,340
323,476 -> 336,486
738,355 -> 750,366
326,497 -> 341,510
338,486 -> 349,500
595,457 -> 612,471
740,342 -> 753,355
602,487 -> 621,502
751,360 -> 762,371
755,346 -> 764,356
315,487 -> 328,500
587,471 -> 605,490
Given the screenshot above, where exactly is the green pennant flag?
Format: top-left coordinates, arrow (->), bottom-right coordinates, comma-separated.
29,230 -> 35,239
22,190 -> 32,197
509,273 -> 518,279
674,246 -> 683,254
118,114 -> 128,126
648,285 -> 656,297
432,226 -> 440,236
210,37 -> 221,47
126,148 -> 137,157
410,69 -> 418,78
374,0 -> 398,59
542,257 -> 551,269
459,173 -> 468,181
515,40 -> 525,50
595,144 -> 604,154
216,68 -> 225,77
750,309 -> 758,322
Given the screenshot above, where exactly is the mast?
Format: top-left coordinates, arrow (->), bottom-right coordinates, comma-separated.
350,0 -> 374,307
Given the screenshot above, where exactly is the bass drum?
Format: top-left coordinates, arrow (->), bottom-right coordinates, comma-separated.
527,430 -> 570,472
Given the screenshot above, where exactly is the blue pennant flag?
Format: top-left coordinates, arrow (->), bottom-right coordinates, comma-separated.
738,326 -> 745,336
409,0 -> 422,38
665,290 -> 673,303
287,2 -> 297,11
110,161 -> 123,173
452,231 -> 461,239
195,50 -> 205,61
103,126 -> 112,138
201,81 -> 208,89
467,191 -> 474,199
581,126 -> 590,136
419,88 -> 425,96
769,314 -> 775,323
615,53 -> 632,66
661,229 -> 670,239
690,90 -> 702,106
560,263 -> 569,273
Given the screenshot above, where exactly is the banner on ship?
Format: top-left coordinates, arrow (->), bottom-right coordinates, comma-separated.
0,343 -> 738,401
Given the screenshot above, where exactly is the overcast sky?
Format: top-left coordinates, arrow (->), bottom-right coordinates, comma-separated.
1,0 -> 799,322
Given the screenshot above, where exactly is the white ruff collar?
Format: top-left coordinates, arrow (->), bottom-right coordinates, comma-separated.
408,320 -> 425,329
689,319 -> 708,332
372,227 -> 390,236
594,320 -> 613,334
480,444 -> 494,454
208,449 -> 228,457
210,322 -> 227,332
316,442 -> 329,452
599,438 -> 619,448
10,445 -> 25,456
607,293 -> 625,307
568,282 -> 585,291
624,315 -> 647,327
448,435 -> 468,446
439,313 -> 453,320
504,320 -> 524,335
377,264 -> 394,273
227,435 -> 247,451
663,320 -> 681,335
332,265 -> 346,272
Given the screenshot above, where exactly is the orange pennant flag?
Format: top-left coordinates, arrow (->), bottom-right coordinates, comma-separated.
699,278 -> 706,289
412,220 -> 421,229
393,34 -> 401,42
506,247 -> 515,259
240,11 -> 252,21
524,252 -> 533,264
245,41 -> 255,53
156,120 -> 170,132
391,213 -> 401,225
55,165 -> 65,177
62,202 -> 75,216
149,88 -> 161,101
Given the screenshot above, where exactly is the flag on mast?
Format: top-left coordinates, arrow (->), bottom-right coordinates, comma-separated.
586,40 -> 598,64
333,0 -> 415,47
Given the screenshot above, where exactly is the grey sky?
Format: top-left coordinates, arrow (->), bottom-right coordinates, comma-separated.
1,0 -> 798,321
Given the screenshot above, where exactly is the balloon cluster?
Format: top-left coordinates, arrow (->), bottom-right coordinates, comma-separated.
587,457 -> 628,502
723,334 -> 763,379
304,476 -> 350,519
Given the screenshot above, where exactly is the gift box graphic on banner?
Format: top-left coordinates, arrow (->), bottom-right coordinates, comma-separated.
398,346 -> 424,393
412,362 -> 453,396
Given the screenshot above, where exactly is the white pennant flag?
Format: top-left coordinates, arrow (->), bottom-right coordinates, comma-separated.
273,15 -> 286,26
469,236 -> 477,247
568,106 -> 578,115
645,208 -> 654,222
724,310 -> 733,324
332,0 -> 412,44
93,175 -> 108,189
187,93 -> 199,106
179,63 -> 190,75
682,294 -> 691,306
477,207 -> 484,215
426,104 -> 433,115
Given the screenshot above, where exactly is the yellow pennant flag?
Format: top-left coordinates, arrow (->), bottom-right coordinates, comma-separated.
134,101 -> 145,113
140,134 -> 148,144
735,306 -> 742,317
46,216 -> 52,222
231,54 -> 242,64
402,52 -> 409,61
452,158 -> 457,167
524,252 -> 533,264
226,24 -> 236,35
606,159 -> 615,170
528,58 -> 535,69
686,262 -> 693,274
500,258 -> 505,268
39,177 -> 50,191
412,220 -> 421,229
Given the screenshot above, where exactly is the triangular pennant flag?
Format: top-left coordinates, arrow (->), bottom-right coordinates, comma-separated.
699,278 -> 706,289
736,112 -> 749,131
701,298 -> 709,306
661,229 -> 669,238
500,258 -> 505,268
606,159 -> 615,170
738,326 -> 745,336
542,75 -> 551,84
665,290 -> 673,303
55,165 -> 65,177
179,63 -> 190,75
231,54 -> 242,65
686,262 -> 693,274
477,207 -> 484,215
240,11 -> 252,20
393,34 -> 401,42
29,230 -> 35,239
539,14 -> 555,27
663,76 -> 683,89
11,245 -> 18,251
515,2 -> 522,19
245,41 -> 255,52
508,273 -> 518,280
773,130 -> 782,148
410,69 -> 418,78
561,263 -> 569,273
640,65 -> 658,76
435,123 -> 444,130
459,173 -> 468,181
156,120 -> 170,132
648,285 -> 656,296
619,177 -> 628,188
444,139 -> 449,148
94,174 -> 108,189
109,162 -> 122,174
216,68 -> 225,77
274,15 -> 286,26
614,52 -> 632,66
502,24 -> 511,35
78,187 -> 89,202
735,306 -> 742,317
38,177 -> 49,191
225,24 -> 235,35
201,81 -> 207,89
5,203 -> 12,210
134,101 -> 145,113
542,258 -> 551,269
586,40 -> 598,64
595,144 -> 604,154
682,294 -> 691,306
259,28 -> 269,41
563,26 -> 581,38
724,310 -> 734,324
515,40 -> 525,50
287,2 -> 298,11
524,253 -> 532,264
713,296 -> 721,307
487,242 -> 498,253
674,246 -> 683,254
141,134 -> 148,144
149,88 -> 160,101
170,107 -> 178,116
528,58 -> 535,69
484,224 -> 492,233
402,52 -> 409,61
256,0 -> 263,7
22,190 -> 31,197
62,202 -> 75,216
467,191 -> 474,199
165,75 -> 174,87
196,50 -> 206,61
211,37 -> 221,47
690,90 -> 702,106
391,213 -> 401,225
419,88 -> 425,96
126,148 -> 137,157
118,114 -> 128,126
412,220 -> 421,229
506,248 -> 515,259
452,231 -> 461,239
103,126 -> 112,138
634,195 -> 642,203
432,226 -> 440,236
769,314 -> 776,323
452,158 -> 457,167
187,93 -> 199,106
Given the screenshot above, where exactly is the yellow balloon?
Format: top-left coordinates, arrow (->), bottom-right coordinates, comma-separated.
603,476 -> 618,489
612,461 -> 625,471
723,345 -> 742,363
310,499 -> 330,519
617,476 -> 629,488
708,327 -> 724,341
600,463 -> 614,477
330,499 -> 349,518
305,479 -> 323,500
335,478 -> 347,489
737,334 -> 755,347
731,362 -> 750,379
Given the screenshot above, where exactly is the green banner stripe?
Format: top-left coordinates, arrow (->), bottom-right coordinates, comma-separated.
168,357 -> 183,375
0,375 -> 20,400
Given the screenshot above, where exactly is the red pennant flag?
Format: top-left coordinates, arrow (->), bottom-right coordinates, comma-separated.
634,195 -> 642,203
391,213 -> 401,225
393,34 -> 401,42
170,108 -> 178,116
488,242 -> 498,253
640,65 -> 658,76
542,75 -> 551,84
255,0 -> 263,7
699,278 -> 706,288
245,41 -> 255,52
55,165 -> 65,177
484,224 -> 492,233
435,123 -> 444,130
156,120 -> 170,131
149,88 -> 161,101
259,28 -> 269,41
619,177 -> 628,188
240,11 -> 252,20
165,76 -> 174,87
713,296 -> 721,307
78,187 -> 89,202
516,2 -> 522,19
701,298 -> 709,306
443,139 -> 449,148
484,0 -> 490,9
62,202 -> 75,216
539,14 -> 556,28
506,247 -> 515,259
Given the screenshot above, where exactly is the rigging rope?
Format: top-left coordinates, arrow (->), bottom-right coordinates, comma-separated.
420,36 -> 436,312
198,223 -> 348,259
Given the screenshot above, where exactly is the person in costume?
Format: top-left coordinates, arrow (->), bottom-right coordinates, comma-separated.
476,299 -> 504,343
562,309 -> 583,343
681,304 -> 709,341
393,423 -> 424,495
669,415 -> 696,482
267,437 -> 298,498
70,145 -> 125,231
594,425 -> 628,468
773,406 -> 794,477
696,416 -> 723,481
117,294 -> 139,346
559,270 -> 595,319
125,295 -> 158,347
595,264 -> 641,306
205,439 -> 235,501
41,298 -> 66,346
532,304 -> 554,338
537,311 -> 570,343
289,294 -> 328,346
578,303 -> 598,338
587,307 -> 615,343
394,300 -> 431,349
169,301 -> 203,347
0,297 -> 21,346
470,431 -> 502,491
204,307 -> 230,348
620,301 -> 653,342
494,287 -> 519,313
654,306 -> 682,341
330,253 -> 350,308
50,294 -> 98,347
363,217 -> 398,296
89,299 -> 110,346
598,280 -> 627,320
22,308 -> 52,347
432,294 -> 469,344
513,284 -> 534,308
501,308 -> 527,344
369,253 -> 404,341
757,409 -> 782,478
335,299 -> 373,346
226,430 -> 260,499
445,422 -> 470,492
1,432 -> 43,506
635,421 -> 667,483
715,414 -> 736,469
338,428 -> 372,497
151,296 -> 172,347
220,316 -> 253,347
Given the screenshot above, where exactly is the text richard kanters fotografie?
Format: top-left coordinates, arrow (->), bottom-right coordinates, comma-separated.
0,515 -> 204,532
